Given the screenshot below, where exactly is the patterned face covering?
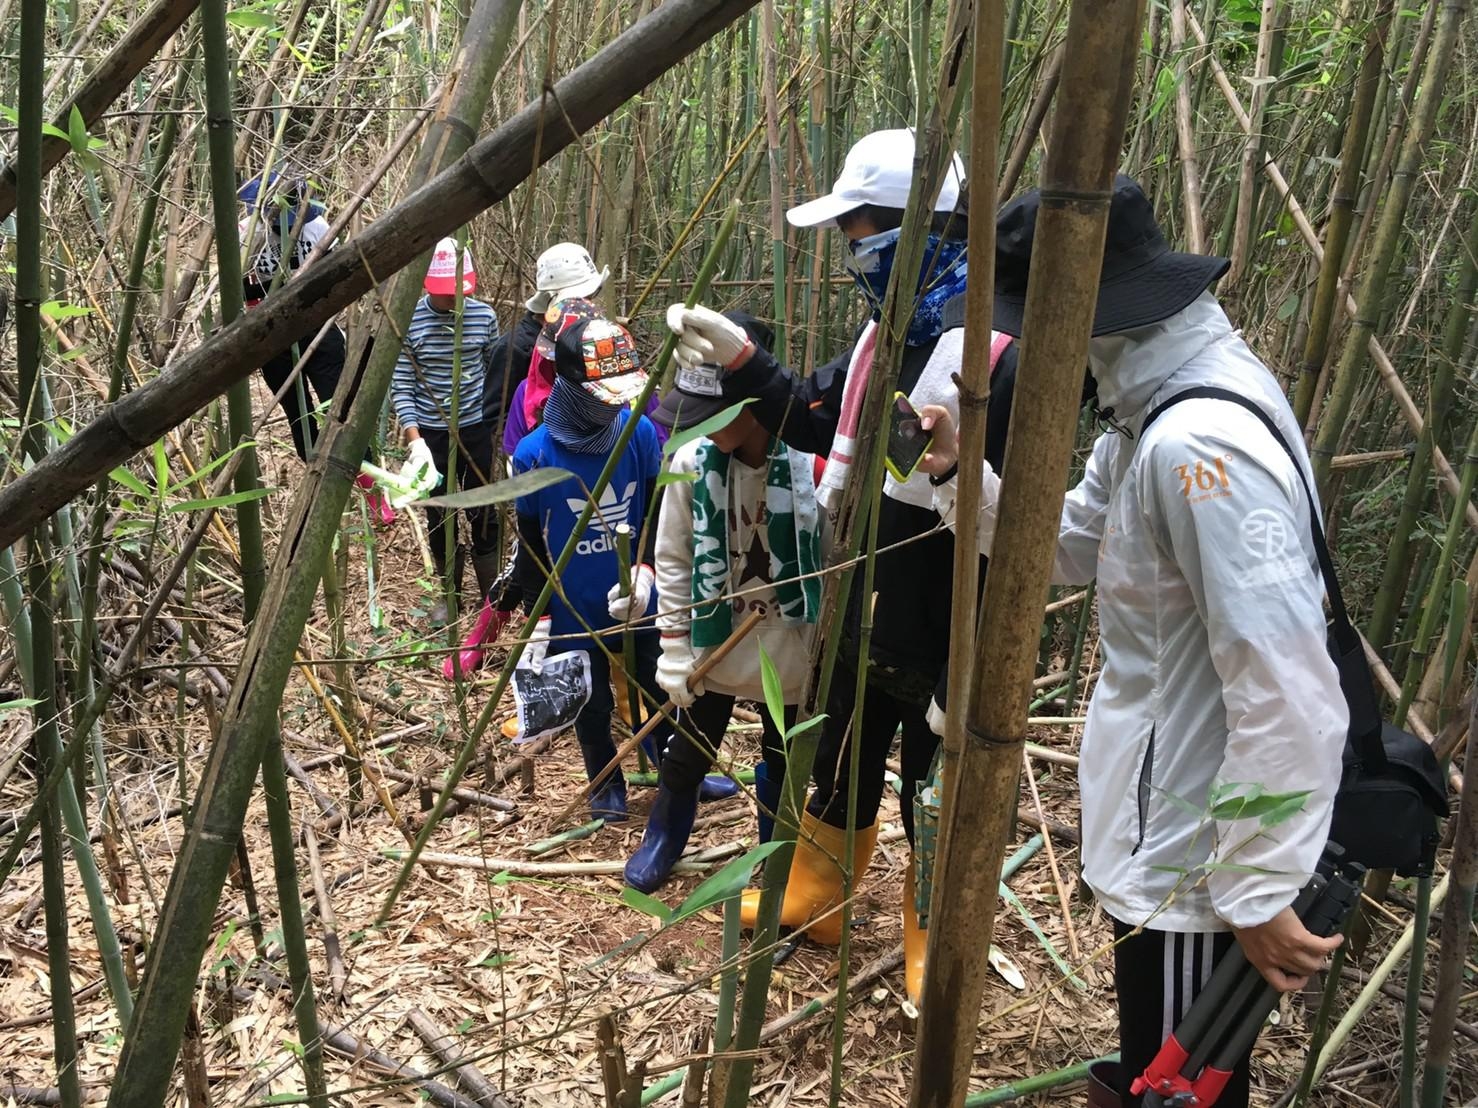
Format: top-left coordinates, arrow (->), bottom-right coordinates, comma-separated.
845,228 -> 969,347
541,377 -> 625,454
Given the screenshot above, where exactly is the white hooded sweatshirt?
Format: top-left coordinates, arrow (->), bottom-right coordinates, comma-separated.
933,293 -> 1347,932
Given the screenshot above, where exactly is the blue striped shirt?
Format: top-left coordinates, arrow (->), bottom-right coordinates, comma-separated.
393,295 -> 501,429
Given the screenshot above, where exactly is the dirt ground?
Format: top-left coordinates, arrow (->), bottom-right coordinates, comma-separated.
1,384 -> 1474,1106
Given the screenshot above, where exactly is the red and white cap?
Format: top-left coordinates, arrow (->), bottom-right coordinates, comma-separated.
785,128 -> 964,229
424,237 -> 476,295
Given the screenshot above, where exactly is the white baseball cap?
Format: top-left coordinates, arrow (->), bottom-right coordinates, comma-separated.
526,242 -> 610,313
785,129 -> 965,229
424,237 -> 476,295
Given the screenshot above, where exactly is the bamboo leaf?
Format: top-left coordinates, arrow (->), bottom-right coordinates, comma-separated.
67,105 -> 90,156
420,467 -> 573,510
671,842 -> 784,923
225,9 -> 276,28
39,300 -> 92,321
758,641 -> 785,732
1210,788 -> 1310,823
168,487 -> 275,514
163,439 -> 257,495
621,887 -> 674,924
661,399 -> 755,458
656,470 -> 699,487
108,465 -> 151,498
0,697 -> 42,712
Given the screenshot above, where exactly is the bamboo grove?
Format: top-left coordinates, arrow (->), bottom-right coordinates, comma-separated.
0,0 -> 1475,1105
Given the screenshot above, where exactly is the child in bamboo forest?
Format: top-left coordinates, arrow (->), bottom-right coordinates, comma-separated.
237,171 -> 396,526
623,312 -> 821,893
448,294 -> 671,681
392,237 -> 503,626
498,315 -> 667,820
664,128 -> 1019,1006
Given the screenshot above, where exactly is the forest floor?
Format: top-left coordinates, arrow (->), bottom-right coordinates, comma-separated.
1,382 -> 1475,1106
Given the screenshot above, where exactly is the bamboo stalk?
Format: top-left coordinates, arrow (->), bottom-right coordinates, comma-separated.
1167,0 -> 1206,252
1226,0 -> 1279,286
1312,873 -> 1451,1084
1419,697 -> 1478,1106
911,0 -> 1145,1102
0,0 -> 767,548
321,1024 -> 483,1108
1308,0 -> 1467,491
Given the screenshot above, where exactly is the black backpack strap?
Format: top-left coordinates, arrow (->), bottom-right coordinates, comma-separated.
1140,386 -> 1387,769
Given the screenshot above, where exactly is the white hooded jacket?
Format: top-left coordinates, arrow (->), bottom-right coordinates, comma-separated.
933,293 -> 1347,931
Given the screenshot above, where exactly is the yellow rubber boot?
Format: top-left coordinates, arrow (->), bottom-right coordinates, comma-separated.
612,666 -> 640,728
903,860 -> 926,1007
739,810 -> 879,946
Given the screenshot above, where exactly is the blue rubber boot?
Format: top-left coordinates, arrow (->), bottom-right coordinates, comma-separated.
753,762 -> 784,843
580,736 -> 629,822
623,783 -> 699,893
699,774 -> 741,802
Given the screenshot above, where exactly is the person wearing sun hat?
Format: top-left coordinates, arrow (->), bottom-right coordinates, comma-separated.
392,237 -> 504,625
497,315 -> 670,821
917,174 -> 1345,1108
497,244 -> 611,454
663,129 -> 1021,1008
622,311 -> 822,893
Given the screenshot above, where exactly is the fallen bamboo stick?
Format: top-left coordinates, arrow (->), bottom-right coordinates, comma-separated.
303,826 -> 347,1004
552,611 -> 764,825
320,1024 -> 482,1108
406,1008 -> 513,1108
383,840 -> 749,877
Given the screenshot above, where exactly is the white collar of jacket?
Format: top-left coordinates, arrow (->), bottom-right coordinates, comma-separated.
1087,291 -> 1233,426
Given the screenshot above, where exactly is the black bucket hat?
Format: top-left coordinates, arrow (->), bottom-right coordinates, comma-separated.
653,311 -> 776,431
993,174 -> 1230,338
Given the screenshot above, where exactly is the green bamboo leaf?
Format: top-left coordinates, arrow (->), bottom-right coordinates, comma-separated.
67,105 -> 90,156
1149,784 -> 1206,819
108,465 -> 151,498
420,467 -> 573,510
621,886 -> 674,923
661,399 -> 755,458
1258,794 -> 1311,829
758,641 -> 785,733
163,439 -> 257,495
671,841 -> 784,924
1210,789 -> 1310,823
168,487 -> 275,514
225,9 -> 277,27
39,300 -> 92,321
783,714 -> 826,742
153,439 -> 168,498
656,470 -> 699,487
0,697 -> 42,712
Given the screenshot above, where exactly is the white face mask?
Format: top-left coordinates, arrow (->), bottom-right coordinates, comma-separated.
843,227 -> 901,275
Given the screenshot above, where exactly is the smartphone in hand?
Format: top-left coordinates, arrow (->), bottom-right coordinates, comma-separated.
885,391 -> 934,482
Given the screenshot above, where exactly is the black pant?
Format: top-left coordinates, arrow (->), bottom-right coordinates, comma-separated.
575,633 -> 673,767
259,324 -> 351,462
420,421 -> 499,557
1111,919 -> 1251,1108
806,658 -> 939,843
658,692 -> 791,793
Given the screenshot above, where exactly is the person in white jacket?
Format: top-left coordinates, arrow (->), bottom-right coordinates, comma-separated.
624,313 -> 821,894
917,176 -> 1346,1108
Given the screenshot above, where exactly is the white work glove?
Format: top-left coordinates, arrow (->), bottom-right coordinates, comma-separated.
606,564 -> 655,623
520,615 -> 552,675
403,437 -> 440,490
665,304 -> 756,372
656,638 -> 704,709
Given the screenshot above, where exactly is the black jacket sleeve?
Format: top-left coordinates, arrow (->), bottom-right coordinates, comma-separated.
512,511 -> 551,614
720,344 -> 853,456
983,341 -> 1019,476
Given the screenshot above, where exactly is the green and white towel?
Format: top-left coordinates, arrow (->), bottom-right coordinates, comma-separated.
690,436 -> 821,649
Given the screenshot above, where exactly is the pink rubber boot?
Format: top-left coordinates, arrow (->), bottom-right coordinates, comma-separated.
355,472 -> 397,528
442,600 -> 510,680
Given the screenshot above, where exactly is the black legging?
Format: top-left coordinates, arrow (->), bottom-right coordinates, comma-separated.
419,421 -> 500,558
806,657 -> 939,843
259,323 -> 352,462
658,692 -> 791,793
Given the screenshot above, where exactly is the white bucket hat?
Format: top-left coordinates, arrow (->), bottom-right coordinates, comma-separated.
785,128 -> 965,229
526,242 -> 610,313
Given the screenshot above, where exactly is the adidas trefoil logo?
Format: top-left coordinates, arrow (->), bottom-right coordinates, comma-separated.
565,482 -> 637,555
